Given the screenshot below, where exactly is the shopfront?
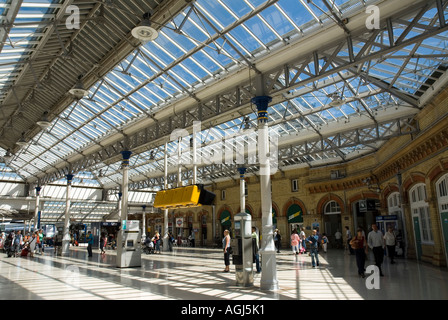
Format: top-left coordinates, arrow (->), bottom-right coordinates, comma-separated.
287,203 -> 303,233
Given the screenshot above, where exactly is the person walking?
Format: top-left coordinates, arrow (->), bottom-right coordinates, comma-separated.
321,233 -> 329,253
345,226 -> 354,255
334,229 -> 342,249
168,232 -> 174,252
384,227 -> 396,264
307,229 -> 320,267
28,232 -> 37,258
35,230 -> 41,255
0,232 -> 5,252
13,230 -> 22,257
190,231 -> 195,247
290,229 -> 300,255
100,233 -> 107,254
368,223 -> 385,276
252,227 -> 261,273
38,229 -> 44,254
154,231 -> 161,253
274,229 -> 282,253
222,230 -> 231,272
86,231 -> 93,257
350,228 -> 368,278
300,227 -> 306,254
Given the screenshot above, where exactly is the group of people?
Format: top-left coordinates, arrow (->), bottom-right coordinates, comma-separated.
222,223 -> 400,276
222,227 -> 329,272
222,227 -> 262,273
348,224 -> 398,278
143,231 -> 162,254
1,229 -> 45,258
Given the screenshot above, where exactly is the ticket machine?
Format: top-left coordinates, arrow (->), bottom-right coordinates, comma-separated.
116,220 -> 142,268
231,212 -> 253,287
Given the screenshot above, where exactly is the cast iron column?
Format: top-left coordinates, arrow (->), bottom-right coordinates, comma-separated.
34,186 -> 41,231
62,174 -> 74,255
252,95 -> 278,291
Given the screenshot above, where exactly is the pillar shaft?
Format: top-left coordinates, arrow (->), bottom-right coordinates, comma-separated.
117,151 -> 132,266
62,174 -> 74,255
252,95 -> 278,291
142,205 -> 146,239
120,151 -> 132,222
117,192 -> 122,223
238,167 -> 247,213
163,142 -> 170,251
34,186 -> 41,231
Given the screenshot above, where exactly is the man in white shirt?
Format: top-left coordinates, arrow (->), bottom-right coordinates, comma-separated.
384,227 -> 396,264
334,230 -> 342,249
368,224 -> 385,276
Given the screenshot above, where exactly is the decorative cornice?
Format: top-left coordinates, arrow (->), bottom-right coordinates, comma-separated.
377,126 -> 448,182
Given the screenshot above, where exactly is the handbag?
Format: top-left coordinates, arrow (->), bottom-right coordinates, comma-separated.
227,246 -> 233,254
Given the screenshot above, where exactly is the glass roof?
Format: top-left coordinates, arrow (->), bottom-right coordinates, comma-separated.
0,0 -> 60,98
0,0 -> 447,189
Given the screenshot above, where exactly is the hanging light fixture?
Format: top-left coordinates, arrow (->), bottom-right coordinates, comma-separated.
3,149 -> 12,164
132,12 -> 159,42
16,132 -> 29,147
37,111 -> 51,129
328,92 -> 345,107
243,117 -> 251,130
69,75 -> 89,99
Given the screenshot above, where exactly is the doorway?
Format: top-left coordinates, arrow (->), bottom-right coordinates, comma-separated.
323,200 -> 342,248
354,199 -> 380,234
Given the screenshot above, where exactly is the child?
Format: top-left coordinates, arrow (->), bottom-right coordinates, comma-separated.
321,233 -> 329,253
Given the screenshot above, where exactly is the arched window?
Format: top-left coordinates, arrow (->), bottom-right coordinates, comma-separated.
436,174 -> 448,212
409,183 -> 433,244
387,192 -> 401,215
436,173 -> 448,266
324,201 -> 341,214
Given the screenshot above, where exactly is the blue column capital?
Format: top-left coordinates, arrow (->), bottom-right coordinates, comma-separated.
251,96 -> 272,123
142,205 -> 147,210
121,150 -> 132,167
35,186 -> 41,195
118,192 -> 122,199
121,150 -> 132,160
237,167 -> 247,176
66,174 -> 74,184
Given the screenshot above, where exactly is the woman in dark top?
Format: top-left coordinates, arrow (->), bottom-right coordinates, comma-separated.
350,228 -> 368,278
222,230 -> 231,272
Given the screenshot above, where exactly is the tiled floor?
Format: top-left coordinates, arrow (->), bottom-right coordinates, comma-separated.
1,245 -> 447,300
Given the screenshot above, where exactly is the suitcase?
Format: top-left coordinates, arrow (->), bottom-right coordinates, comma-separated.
21,248 -> 29,257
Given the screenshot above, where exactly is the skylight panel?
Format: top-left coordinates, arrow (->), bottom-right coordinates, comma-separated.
141,82 -> 171,102
205,37 -> 245,65
191,48 -> 226,74
101,109 -> 125,128
200,0 -> 239,27
66,132 -> 89,149
38,131 -> 60,147
129,90 -> 158,109
106,71 -> 135,94
139,45 -> 172,70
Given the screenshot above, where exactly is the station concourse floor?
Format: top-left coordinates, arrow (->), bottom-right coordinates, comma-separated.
1,245 -> 448,301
